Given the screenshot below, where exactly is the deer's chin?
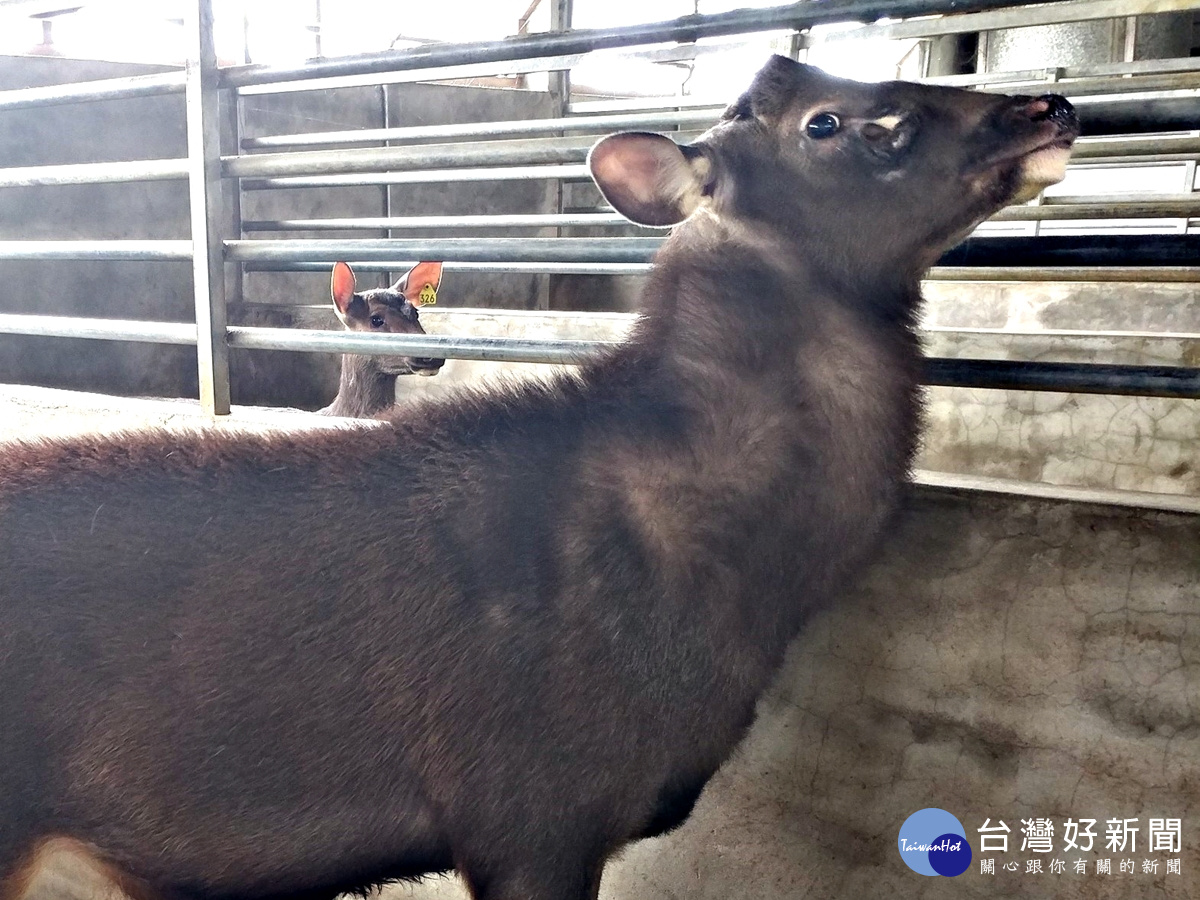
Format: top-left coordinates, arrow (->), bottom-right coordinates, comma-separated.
415,369 -> 440,377
1010,144 -> 1072,204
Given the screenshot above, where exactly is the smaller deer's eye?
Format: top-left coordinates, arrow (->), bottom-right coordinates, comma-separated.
806,113 -> 841,139
369,314 -> 386,328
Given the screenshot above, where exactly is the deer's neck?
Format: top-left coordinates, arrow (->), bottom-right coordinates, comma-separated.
323,355 -> 397,419
587,217 -> 923,652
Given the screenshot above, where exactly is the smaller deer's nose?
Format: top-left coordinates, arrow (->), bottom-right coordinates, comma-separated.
413,357 -> 444,371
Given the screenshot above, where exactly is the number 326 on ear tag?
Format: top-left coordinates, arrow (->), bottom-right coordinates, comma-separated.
418,283 -> 438,305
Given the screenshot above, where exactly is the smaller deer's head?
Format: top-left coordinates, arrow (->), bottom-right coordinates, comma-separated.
330,261 -> 445,377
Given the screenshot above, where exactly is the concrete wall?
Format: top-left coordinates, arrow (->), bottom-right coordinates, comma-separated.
920,280 -> 1200,497
0,57 -> 197,398
384,488 -> 1199,900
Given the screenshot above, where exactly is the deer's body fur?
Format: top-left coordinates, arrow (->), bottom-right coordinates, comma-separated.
0,57 -> 1077,900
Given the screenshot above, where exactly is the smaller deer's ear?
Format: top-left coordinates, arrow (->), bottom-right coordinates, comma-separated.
588,132 -> 712,228
398,261 -> 443,307
331,262 -> 357,316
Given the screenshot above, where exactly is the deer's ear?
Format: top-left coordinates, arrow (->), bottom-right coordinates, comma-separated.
587,133 -> 712,228
398,261 -> 443,307
331,262 -> 357,316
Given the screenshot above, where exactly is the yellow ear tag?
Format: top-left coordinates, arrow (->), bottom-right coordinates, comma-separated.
418,283 -> 437,306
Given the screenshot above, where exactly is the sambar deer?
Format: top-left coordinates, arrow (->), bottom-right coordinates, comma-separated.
0,57 -> 1077,900
320,261 -> 445,418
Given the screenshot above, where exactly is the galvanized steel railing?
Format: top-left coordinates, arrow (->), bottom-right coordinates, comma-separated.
0,0 -> 1199,413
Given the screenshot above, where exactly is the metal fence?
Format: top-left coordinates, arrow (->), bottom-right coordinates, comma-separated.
0,0 -> 1199,414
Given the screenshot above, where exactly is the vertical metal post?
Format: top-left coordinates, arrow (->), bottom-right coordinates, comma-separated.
313,0 -> 323,59
185,0 -> 232,415
224,87 -> 245,312
381,84 -> 394,288
543,0 -> 572,312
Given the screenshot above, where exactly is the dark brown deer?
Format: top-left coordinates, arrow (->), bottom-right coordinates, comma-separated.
320,261 -> 445,418
0,57 -> 1077,900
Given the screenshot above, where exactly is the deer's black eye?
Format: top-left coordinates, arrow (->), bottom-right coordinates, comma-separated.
369,314 -> 386,328
806,113 -> 841,139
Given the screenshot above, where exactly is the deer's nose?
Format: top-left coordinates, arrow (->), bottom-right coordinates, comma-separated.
412,357 -> 444,371
1014,94 -> 1077,130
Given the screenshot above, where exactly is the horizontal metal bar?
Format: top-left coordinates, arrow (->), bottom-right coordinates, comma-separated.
234,42 -> 708,97
226,136 -> 600,179
240,164 -> 591,190
940,234 -> 1200,266
242,261 -> 655,274
243,107 -> 1197,156
0,70 -> 185,112
239,106 -> 1200,173
1070,135 -> 1200,159
568,96 -> 728,114
0,128 -> 1185,195
234,52 -> 597,97
911,469 -> 1200,516
805,0 -> 1200,44
0,313 -> 197,344
1,318 -> 1194,398
924,358 -> 1200,399
1023,71 -> 1200,98
1070,154 -> 1200,167
926,266 -> 1200,282
993,199 -> 1200,220
232,39 -> 751,97
227,326 -> 619,364
228,234 -> 1200,267
1049,191 -> 1200,204
1073,94 -> 1200,137
226,238 -> 662,264
0,158 -> 188,188
929,58 -> 1200,89
231,329 -> 1200,398
220,0 -> 1050,89
241,213 -> 630,232
923,325 -> 1200,340
569,57 -> 1200,114
0,241 -> 192,260
242,261 -> 1200,282
241,110 -> 717,150
242,259 -> 1200,282
241,200 -> 1200,232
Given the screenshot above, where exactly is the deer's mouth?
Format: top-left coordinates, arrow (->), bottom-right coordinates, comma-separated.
400,358 -> 445,377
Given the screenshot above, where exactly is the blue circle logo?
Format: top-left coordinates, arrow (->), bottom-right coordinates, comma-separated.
898,808 -> 972,877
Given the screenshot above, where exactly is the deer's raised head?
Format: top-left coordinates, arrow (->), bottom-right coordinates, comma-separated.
589,55 -> 1079,281
330,261 -> 445,377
